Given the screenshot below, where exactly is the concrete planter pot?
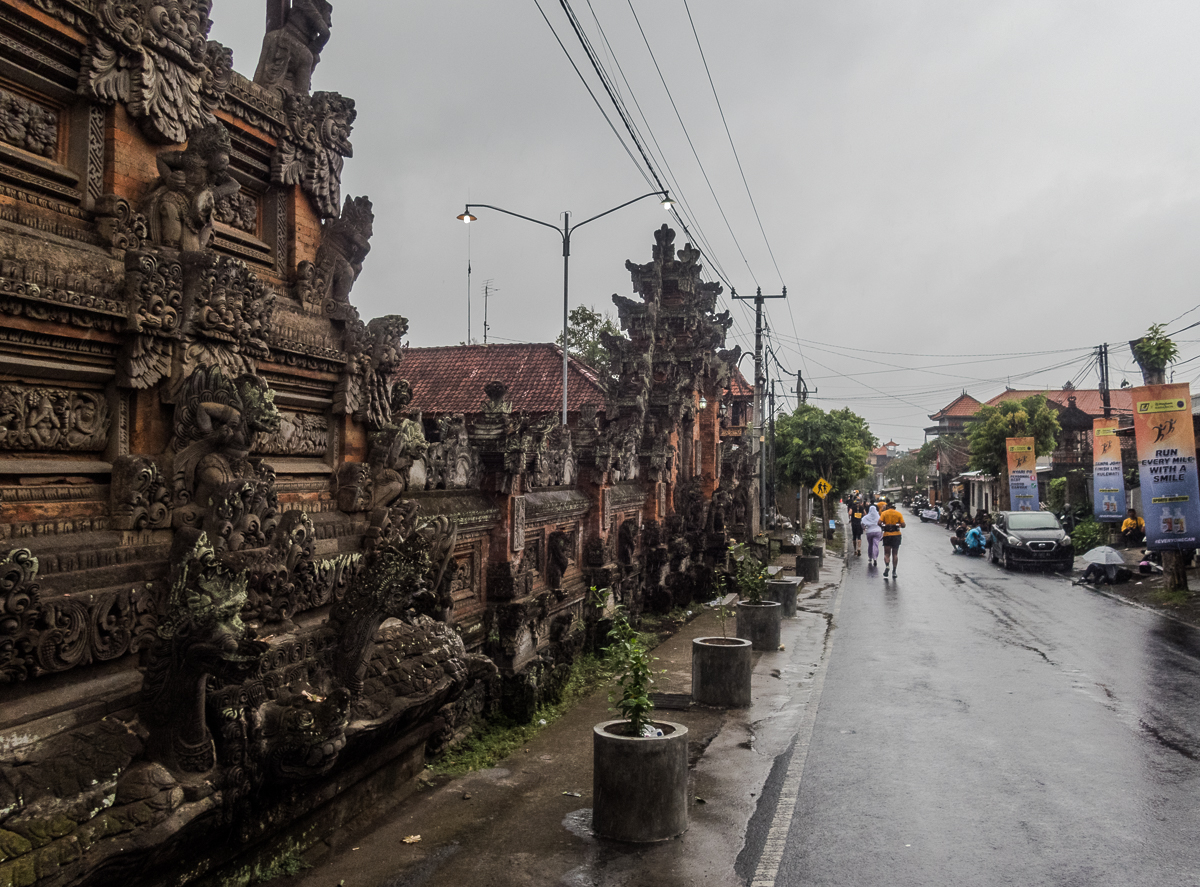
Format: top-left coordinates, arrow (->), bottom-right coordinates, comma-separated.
795,554 -> 820,583
736,600 -> 782,651
691,637 -> 753,707
593,719 -> 689,842
766,578 -> 800,618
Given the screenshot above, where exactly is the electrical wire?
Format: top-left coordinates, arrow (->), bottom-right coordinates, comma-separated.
531,0 -> 656,191
682,0 -> 784,288
624,0 -> 760,288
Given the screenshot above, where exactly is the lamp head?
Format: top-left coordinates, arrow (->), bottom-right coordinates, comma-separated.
660,195 -> 676,210
457,210 -> 477,224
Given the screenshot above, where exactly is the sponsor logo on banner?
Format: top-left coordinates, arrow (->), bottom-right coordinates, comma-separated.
1092,419 -> 1126,523
1006,437 -> 1039,511
1132,383 -> 1200,549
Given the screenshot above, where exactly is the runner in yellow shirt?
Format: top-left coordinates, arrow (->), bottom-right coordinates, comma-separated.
880,501 -> 906,579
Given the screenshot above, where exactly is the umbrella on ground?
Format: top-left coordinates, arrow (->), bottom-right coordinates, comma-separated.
1082,546 -> 1125,566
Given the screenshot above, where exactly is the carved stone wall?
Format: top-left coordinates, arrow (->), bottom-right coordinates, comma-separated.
0,2 -> 739,883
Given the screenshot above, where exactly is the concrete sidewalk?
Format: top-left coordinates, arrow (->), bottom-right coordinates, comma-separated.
288,549 -> 846,887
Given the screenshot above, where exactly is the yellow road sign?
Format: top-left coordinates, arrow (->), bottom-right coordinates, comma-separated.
813,478 -> 832,499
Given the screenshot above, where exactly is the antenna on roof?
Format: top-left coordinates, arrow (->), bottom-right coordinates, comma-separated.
482,280 -> 499,345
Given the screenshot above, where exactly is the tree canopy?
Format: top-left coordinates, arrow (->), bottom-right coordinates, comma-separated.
775,404 -> 876,497
884,450 -> 928,488
966,394 -> 1060,476
555,305 -> 621,378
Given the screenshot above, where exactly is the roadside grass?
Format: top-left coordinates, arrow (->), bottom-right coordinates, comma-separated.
429,653 -> 614,777
216,842 -> 311,886
1152,587 -> 1193,607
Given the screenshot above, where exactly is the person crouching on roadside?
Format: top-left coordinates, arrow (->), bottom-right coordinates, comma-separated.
1120,509 -> 1145,547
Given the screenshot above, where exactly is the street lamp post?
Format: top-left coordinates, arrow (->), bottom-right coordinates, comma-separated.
458,191 -> 673,426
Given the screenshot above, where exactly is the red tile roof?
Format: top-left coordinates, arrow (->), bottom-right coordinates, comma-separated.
400,344 -> 606,415
729,367 -> 752,398
928,392 -> 983,421
984,388 -> 1135,416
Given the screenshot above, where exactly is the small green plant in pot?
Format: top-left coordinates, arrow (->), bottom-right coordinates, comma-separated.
729,541 -> 768,603
605,606 -> 656,737
593,606 -> 689,842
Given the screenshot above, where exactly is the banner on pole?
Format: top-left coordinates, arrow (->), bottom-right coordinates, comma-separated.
1092,418 -> 1126,523
1006,437 -> 1039,511
1132,383 -> 1200,550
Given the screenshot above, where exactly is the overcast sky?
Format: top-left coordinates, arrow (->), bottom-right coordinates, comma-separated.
210,1 -> 1200,448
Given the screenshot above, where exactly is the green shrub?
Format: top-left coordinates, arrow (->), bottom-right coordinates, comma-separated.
606,607 -> 655,736
1070,518 -> 1106,554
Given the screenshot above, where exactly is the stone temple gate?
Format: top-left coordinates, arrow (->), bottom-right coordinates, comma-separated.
0,2 -> 757,884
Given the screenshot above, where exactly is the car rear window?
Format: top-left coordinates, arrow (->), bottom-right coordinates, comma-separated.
1008,513 -> 1061,530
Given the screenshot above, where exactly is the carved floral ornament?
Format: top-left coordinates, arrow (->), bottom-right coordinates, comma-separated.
81,0 -> 234,145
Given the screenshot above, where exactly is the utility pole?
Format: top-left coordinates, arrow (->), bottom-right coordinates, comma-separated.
794,370 -> 814,408
1097,343 -> 1111,418
482,280 -> 497,345
732,286 -> 787,534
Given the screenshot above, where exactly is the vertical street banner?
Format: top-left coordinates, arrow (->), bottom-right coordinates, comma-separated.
1092,418 -> 1126,522
1006,437 -> 1039,511
1132,383 -> 1200,550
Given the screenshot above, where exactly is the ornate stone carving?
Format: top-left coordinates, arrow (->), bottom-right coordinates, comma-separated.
532,422 -> 576,487
191,254 -> 277,357
272,91 -> 355,218
140,531 -> 268,773
142,123 -> 239,251
0,384 -> 110,452
214,190 -> 259,234
112,455 -> 172,530
296,195 -> 372,312
81,1 -> 234,144
0,87 -> 58,158
124,248 -> 183,335
336,313 -> 406,427
97,194 -> 149,252
256,410 -> 328,456
0,549 -> 40,682
511,496 -> 526,553
329,505 -> 457,697
168,366 -> 282,528
254,0 -> 333,98
546,530 -> 571,595
427,414 -> 478,490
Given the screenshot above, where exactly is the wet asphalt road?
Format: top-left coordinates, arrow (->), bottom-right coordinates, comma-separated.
768,518 -> 1200,886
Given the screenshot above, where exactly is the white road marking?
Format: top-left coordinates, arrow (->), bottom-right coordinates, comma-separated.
750,534 -> 846,887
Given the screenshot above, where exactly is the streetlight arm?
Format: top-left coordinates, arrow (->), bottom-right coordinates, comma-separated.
463,204 -> 565,241
568,191 -> 669,234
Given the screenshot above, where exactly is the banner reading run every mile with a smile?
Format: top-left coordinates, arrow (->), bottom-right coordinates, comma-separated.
1133,383 -> 1200,550
1093,418 -> 1126,523
1006,437 -> 1038,511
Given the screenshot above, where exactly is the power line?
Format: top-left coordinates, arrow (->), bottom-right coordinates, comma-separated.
531,0 -> 655,190
682,0 -> 784,288
624,0 -> 760,288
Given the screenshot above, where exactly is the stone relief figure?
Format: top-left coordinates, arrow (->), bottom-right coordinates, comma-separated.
330,505 -> 458,697
546,530 -> 571,596
142,123 -> 240,252
336,314 -> 407,428
297,195 -> 373,314
254,0 -> 333,98
169,366 -> 282,528
0,385 -> 110,452
139,531 -> 268,773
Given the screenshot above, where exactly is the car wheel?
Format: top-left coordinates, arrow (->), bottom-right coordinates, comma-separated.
990,543 -> 1001,565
